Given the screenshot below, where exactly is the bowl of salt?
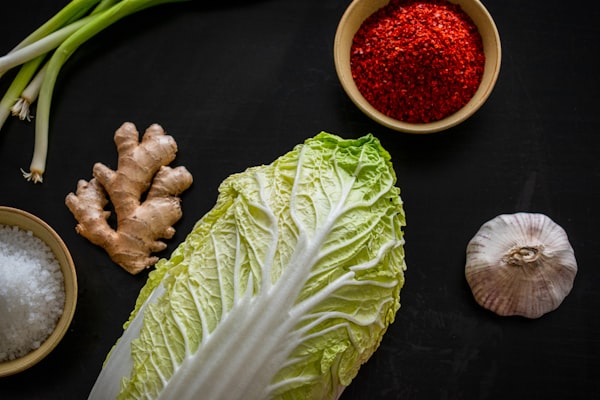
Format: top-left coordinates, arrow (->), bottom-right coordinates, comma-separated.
0,206 -> 77,377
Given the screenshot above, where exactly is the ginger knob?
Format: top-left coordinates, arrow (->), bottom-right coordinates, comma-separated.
65,122 -> 193,274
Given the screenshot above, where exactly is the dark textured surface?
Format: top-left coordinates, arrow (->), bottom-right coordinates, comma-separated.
0,1 -> 598,398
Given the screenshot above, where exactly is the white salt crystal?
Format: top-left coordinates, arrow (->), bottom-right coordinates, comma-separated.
0,224 -> 65,362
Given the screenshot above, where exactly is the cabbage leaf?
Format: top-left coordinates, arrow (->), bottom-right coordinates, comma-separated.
88,132 -> 407,400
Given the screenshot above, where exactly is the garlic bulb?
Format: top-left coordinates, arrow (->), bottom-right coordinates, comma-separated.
465,213 -> 577,318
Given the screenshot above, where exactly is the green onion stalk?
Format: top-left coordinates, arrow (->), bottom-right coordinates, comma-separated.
0,0 -> 190,183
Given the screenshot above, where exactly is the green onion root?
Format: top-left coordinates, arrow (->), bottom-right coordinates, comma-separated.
2,0 -> 191,183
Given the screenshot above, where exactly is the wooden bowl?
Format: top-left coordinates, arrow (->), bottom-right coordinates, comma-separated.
0,206 -> 77,377
334,0 -> 501,133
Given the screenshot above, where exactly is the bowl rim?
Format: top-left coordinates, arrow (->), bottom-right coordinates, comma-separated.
334,0 -> 502,133
0,206 -> 77,377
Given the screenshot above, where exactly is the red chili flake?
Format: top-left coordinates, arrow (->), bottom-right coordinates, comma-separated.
350,0 -> 485,124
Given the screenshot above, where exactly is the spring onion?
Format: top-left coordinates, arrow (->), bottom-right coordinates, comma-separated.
0,0 -> 190,183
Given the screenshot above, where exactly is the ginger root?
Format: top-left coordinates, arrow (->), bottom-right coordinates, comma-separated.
65,122 -> 193,274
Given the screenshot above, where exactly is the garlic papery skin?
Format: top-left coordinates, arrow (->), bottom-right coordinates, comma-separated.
465,213 -> 577,319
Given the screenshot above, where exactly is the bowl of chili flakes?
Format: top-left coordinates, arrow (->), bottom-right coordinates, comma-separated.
334,0 -> 501,134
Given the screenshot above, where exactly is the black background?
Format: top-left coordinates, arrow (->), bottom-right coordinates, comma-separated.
1,0 -> 599,399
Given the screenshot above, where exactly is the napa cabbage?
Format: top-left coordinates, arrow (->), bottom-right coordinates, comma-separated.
88,132 -> 406,400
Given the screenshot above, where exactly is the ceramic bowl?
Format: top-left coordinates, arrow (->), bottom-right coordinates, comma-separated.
334,0 -> 501,133
0,206 -> 77,377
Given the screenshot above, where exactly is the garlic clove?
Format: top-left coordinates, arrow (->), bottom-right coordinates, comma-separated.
465,213 -> 577,319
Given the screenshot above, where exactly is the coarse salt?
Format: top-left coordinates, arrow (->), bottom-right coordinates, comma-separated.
0,224 -> 65,362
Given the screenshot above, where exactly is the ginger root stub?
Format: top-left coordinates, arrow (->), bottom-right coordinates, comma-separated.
65,122 -> 193,274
